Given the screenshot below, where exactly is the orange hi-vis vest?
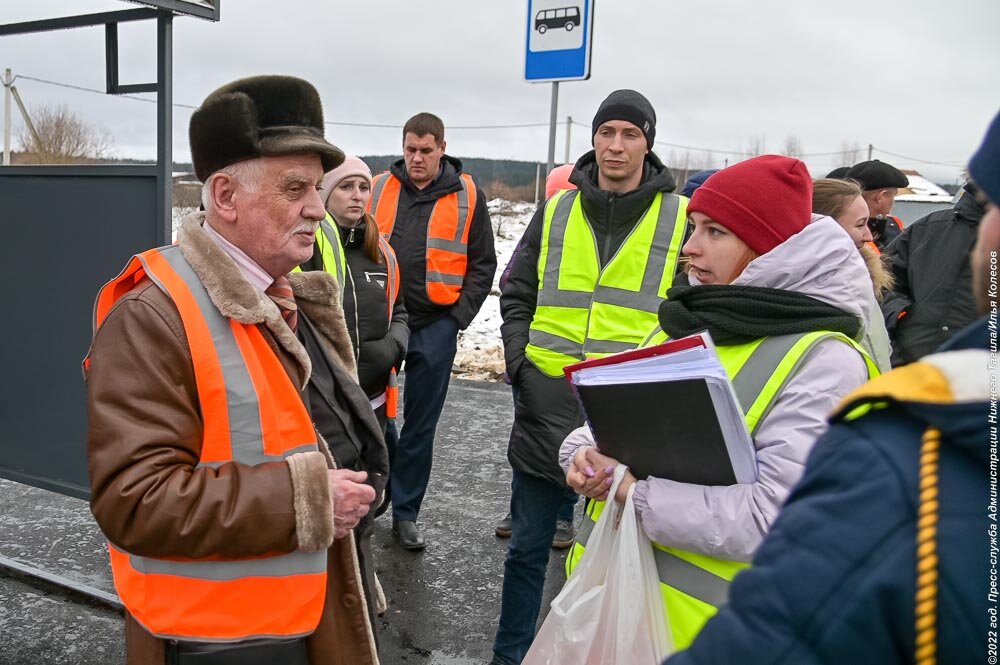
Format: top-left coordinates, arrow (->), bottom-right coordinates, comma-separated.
377,233 -> 402,418
367,171 -> 477,306
88,245 -> 327,643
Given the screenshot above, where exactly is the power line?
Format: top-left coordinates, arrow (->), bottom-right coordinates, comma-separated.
871,147 -> 966,167
12,73 -> 970,168
15,74 -> 199,109
14,73 -> 557,130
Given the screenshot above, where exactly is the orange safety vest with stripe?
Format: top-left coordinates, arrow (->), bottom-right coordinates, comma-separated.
87,245 -> 327,643
367,171 -> 477,306
375,232 -> 402,418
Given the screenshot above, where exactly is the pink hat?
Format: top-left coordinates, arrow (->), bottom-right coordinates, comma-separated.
689,155 -> 812,255
319,155 -> 372,206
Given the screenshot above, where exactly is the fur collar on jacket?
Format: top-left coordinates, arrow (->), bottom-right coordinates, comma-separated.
177,213 -> 358,388
860,244 -> 894,300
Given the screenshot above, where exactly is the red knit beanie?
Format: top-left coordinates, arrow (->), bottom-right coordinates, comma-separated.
688,155 -> 812,255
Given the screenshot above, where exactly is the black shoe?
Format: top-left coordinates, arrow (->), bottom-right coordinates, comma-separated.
552,519 -> 575,549
392,519 -> 425,551
494,512 -> 513,538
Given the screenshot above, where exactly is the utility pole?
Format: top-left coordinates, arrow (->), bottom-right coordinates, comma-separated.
564,115 -> 572,165
868,143 -> 873,161
545,82 -> 559,176
534,162 -> 542,206
3,69 -> 11,166
3,69 -> 41,163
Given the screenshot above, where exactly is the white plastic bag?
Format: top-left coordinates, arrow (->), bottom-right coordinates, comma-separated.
523,465 -> 673,665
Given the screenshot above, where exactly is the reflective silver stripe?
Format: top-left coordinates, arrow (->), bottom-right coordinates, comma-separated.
150,247 -> 315,465
583,339 -> 637,354
731,332 -> 835,436
538,190 -> 580,292
576,515 -> 730,608
592,284 -> 664,311
122,547 -> 326,581
427,237 -> 467,253
141,249 -> 267,466
526,329 -> 584,358
370,173 -> 390,214
196,443 -> 319,469
425,271 -> 464,286
646,194 -> 683,289
318,218 -> 345,286
537,290 -> 593,308
452,175 -> 472,243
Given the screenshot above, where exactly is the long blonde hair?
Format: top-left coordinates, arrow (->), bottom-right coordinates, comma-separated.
812,178 -> 863,220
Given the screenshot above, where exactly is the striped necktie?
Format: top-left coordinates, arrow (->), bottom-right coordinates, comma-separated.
265,275 -> 298,333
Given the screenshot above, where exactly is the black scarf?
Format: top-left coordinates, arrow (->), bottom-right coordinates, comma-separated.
659,284 -> 861,345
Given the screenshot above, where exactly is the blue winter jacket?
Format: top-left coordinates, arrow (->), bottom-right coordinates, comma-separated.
665,316 -> 991,665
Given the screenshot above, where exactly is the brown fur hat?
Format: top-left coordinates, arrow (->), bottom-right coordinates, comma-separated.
189,75 -> 345,182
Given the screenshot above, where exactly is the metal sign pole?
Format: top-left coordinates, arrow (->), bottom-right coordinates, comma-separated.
155,12 -> 173,246
564,115 -> 572,165
3,69 -> 10,166
546,81 -> 559,176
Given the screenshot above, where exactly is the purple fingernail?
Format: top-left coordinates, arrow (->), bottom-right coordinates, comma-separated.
605,477 -> 613,486
585,466 -> 595,477
605,466 -> 615,475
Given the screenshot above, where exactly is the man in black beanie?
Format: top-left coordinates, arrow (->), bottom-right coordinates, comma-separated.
492,89 -> 689,664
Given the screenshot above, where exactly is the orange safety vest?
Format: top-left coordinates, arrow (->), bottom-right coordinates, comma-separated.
367,171 -> 477,306
87,245 -> 327,643
377,233 -> 402,419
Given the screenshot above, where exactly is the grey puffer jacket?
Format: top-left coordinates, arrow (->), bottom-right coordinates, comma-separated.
560,217 -> 874,562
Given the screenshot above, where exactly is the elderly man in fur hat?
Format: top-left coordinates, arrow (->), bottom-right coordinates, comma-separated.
85,76 -> 384,665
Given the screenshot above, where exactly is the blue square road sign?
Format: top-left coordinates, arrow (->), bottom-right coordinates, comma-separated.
524,0 -> 595,82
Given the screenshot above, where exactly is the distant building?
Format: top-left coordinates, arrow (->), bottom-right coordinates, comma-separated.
893,169 -> 954,225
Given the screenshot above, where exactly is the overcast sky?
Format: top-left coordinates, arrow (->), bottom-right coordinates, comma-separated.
3,0 -> 998,183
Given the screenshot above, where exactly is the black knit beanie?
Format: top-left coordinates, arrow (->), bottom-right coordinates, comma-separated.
591,89 -> 656,149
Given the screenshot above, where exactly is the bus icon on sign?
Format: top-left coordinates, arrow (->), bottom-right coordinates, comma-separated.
534,6 -> 581,33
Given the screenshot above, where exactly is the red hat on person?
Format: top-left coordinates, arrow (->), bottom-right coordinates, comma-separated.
545,164 -> 576,199
689,155 -> 812,255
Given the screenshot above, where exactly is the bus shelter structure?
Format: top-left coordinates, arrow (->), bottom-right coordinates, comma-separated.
0,0 -> 219,609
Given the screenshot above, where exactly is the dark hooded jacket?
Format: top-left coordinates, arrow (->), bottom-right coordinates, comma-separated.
384,155 -> 496,331
884,192 -> 985,365
665,317 -> 990,665
500,150 -> 679,485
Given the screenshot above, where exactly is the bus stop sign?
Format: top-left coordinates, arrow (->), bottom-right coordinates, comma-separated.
524,0 -> 594,82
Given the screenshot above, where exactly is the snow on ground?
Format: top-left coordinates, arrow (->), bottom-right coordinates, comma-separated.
174,199 -> 536,383
453,198 -> 535,381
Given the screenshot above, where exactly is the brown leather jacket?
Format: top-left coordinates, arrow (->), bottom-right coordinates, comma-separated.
86,215 -> 381,665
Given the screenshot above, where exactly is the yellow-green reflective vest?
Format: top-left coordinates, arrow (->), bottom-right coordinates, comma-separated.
292,213 -> 347,287
566,328 -> 880,649
525,189 -> 689,377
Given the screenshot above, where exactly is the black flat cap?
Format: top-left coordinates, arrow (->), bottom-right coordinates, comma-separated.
846,160 -> 909,191
825,166 -> 851,179
189,75 -> 345,182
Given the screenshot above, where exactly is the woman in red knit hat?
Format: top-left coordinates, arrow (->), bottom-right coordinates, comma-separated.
557,155 -> 882,653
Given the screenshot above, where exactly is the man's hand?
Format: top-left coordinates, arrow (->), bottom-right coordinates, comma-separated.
566,447 -> 620,502
327,469 -> 376,539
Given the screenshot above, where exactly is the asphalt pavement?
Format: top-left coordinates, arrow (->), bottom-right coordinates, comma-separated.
0,378 -> 576,665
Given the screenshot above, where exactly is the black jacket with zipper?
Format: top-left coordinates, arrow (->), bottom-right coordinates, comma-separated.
499,150 -> 679,485
301,217 -> 408,400
383,155 -> 497,331
884,192 -> 984,366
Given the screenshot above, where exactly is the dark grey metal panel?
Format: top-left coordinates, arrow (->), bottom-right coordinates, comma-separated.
0,170 -> 160,500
